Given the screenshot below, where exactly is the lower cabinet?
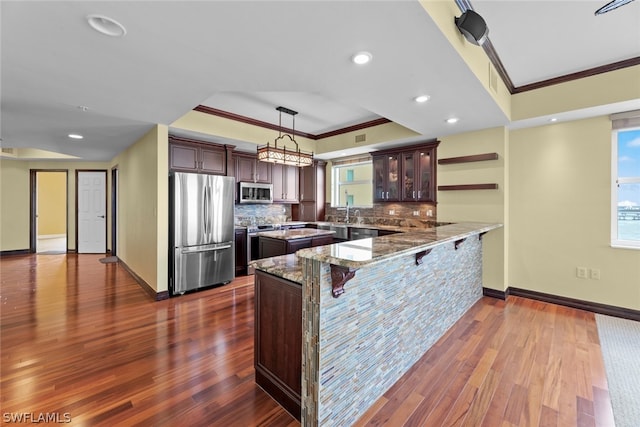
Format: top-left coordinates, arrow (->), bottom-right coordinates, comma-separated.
258,235 -> 332,259
234,229 -> 247,276
254,270 -> 302,420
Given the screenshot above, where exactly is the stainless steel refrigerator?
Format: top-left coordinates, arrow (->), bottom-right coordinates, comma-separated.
170,172 -> 235,295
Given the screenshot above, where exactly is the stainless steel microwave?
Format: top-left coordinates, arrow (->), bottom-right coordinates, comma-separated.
239,182 -> 273,204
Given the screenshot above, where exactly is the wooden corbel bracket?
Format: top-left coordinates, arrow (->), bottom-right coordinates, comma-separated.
330,265 -> 357,298
415,249 -> 433,265
454,238 -> 466,250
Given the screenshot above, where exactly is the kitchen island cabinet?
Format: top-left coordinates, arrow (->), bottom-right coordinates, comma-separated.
252,222 -> 502,426
257,228 -> 334,259
254,265 -> 302,420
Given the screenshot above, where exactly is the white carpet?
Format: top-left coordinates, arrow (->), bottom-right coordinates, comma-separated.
596,314 -> 640,427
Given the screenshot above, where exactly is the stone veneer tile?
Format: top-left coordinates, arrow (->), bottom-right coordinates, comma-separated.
302,236 -> 483,426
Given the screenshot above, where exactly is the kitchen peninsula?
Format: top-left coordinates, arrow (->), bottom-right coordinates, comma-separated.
252,222 -> 502,426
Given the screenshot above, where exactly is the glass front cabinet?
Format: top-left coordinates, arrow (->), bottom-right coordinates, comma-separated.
373,153 -> 400,202
372,140 -> 438,203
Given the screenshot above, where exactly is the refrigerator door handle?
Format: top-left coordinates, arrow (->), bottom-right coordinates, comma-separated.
181,244 -> 232,254
204,184 -> 209,237
202,182 -> 208,238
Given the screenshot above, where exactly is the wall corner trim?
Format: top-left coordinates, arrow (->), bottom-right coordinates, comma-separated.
119,259 -> 169,301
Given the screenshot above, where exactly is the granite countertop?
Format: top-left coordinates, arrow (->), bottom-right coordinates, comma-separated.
251,254 -> 303,283
252,222 -> 502,281
296,222 -> 501,269
256,228 -> 336,241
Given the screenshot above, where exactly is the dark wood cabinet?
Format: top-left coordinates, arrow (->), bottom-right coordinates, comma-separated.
298,201 -> 317,222
371,141 -> 439,203
254,270 -> 302,420
297,160 -> 326,221
234,152 -> 271,184
235,229 -> 247,276
286,237 -> 312,253
272,163 -> 299,203
258,234 -> 330,259
310,234 -> 333,247
401,147 -> 436,202
259,237 -> 287,259
372,153 -> 400,202
169,136 -> 227,175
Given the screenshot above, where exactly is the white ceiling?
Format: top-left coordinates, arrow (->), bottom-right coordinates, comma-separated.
1,1 -> 639,161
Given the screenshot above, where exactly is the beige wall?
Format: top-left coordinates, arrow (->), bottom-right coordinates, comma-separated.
437,127 -> 509,291
37,171 -> 67,236
0,159 -> 109,251
0,160 -> 30,251
110,124 -> 169,293
509,116 -> 640,310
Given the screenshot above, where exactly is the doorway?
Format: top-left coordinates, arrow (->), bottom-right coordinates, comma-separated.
111,166 -> 118,257
30,170 -> 68,254
76,170 -> 107,254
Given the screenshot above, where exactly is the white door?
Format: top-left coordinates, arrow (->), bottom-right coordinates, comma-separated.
77,171 -> 106,253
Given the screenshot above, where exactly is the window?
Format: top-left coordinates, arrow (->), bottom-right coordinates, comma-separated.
331,159 -> 373,207
612,123 -> 640,249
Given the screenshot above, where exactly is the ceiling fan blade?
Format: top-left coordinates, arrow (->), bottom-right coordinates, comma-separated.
595,0 -> 636,15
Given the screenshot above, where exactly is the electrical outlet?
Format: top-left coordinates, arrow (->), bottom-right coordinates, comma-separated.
426,209 -> 433,217
576,267 -> 588,279
590,269 -> 601,280
389,210 -> 395,215
413,210 -> 420,216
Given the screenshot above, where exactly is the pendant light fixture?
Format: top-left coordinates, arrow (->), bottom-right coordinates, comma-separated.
257,106 -> 313,167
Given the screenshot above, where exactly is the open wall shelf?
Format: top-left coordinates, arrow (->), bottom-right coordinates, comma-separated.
437,152 -> 499,191
438,152 -> 498,165
438,184 -> 499,191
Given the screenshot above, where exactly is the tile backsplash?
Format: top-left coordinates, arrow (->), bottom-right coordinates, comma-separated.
235,203 -> 291,226
324,202 -> 438,228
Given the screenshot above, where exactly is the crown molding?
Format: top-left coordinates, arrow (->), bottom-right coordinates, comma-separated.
194,105 -> 390,141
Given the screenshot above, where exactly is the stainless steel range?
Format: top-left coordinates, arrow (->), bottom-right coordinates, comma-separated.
246,224 -> 281,274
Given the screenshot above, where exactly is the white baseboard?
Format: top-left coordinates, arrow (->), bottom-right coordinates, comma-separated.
37,234 -> 66,240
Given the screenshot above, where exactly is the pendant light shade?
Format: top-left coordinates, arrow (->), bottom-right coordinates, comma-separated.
257,106 -> 313,167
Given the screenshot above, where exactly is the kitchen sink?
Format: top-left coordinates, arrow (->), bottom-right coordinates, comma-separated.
317,223 -> 348,240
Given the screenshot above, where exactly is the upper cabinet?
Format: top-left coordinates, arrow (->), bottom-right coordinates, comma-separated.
272,163 -> 299,203
234,152 -> 272,184
372,153 -> 400,202
401,147 -> 436,202
371,141 -> 439,203
298,160 -> 326,221
169,136 -> 227,175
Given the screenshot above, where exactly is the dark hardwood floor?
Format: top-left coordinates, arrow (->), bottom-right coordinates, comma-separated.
1,254 -> 614,426
0,254 -> 296,426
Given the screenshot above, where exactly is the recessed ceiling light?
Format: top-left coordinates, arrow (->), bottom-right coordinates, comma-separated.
352,51 -> 372,65
340,153 -> 347,156
87,14 -> 127,37
445,117 -> 459,124
414,95 -> 431,103
68,134 -> 84,140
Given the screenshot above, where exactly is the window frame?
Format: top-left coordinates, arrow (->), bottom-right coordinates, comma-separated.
611,125 -> 640,250
331,160 -> 373,208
